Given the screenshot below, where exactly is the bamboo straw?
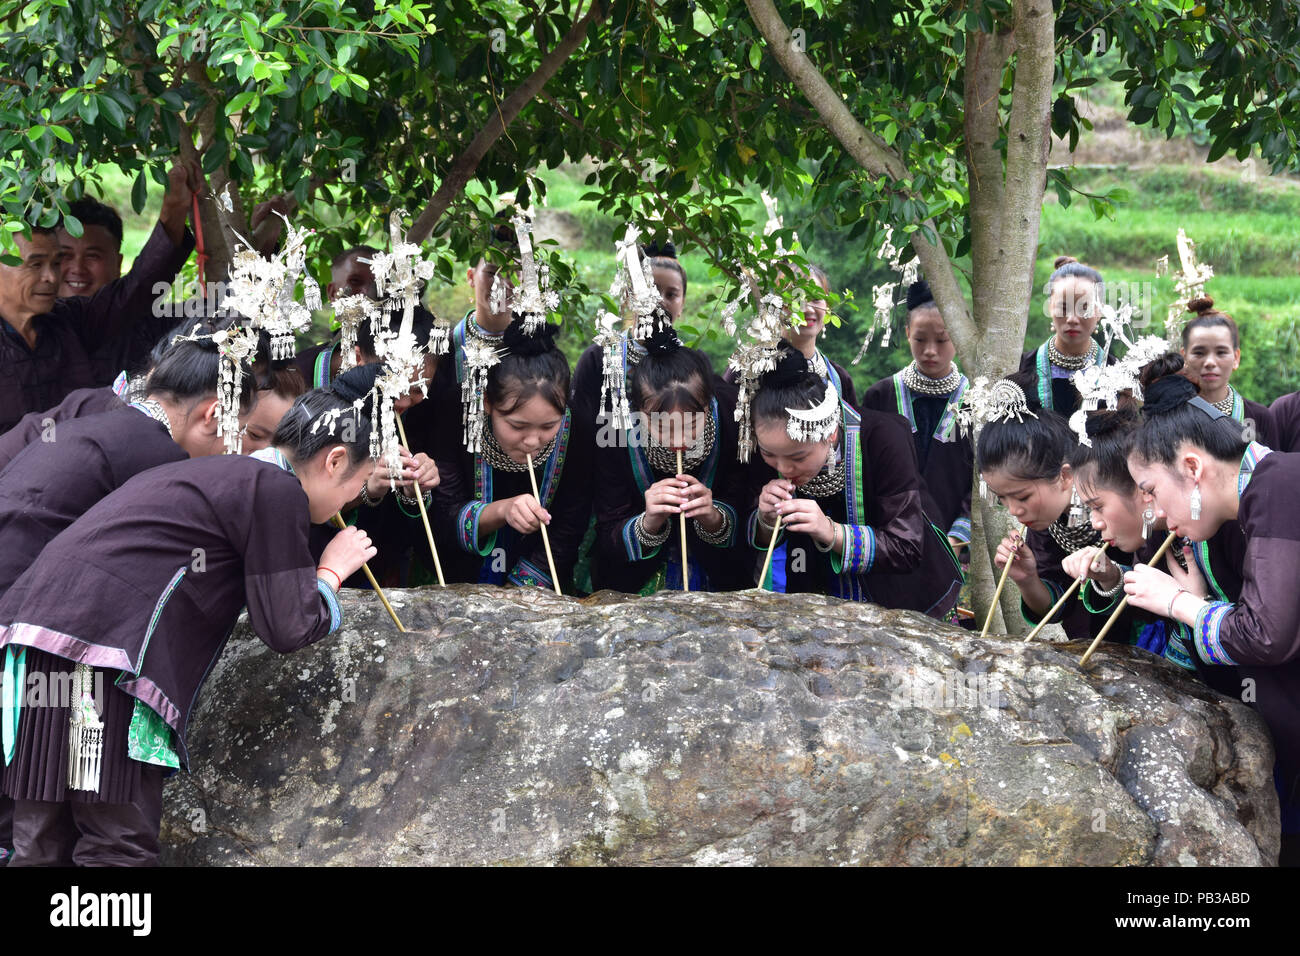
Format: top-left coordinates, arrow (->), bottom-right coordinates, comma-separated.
330,513 -> 406,632
1022,546 -> 1109,644
393,415 -> 445,586
981,529 -> 1021,639
526,454 -> 562,595
759,513 -> 782,592
1079,531 -> 1178,668
677,450 -> 689,593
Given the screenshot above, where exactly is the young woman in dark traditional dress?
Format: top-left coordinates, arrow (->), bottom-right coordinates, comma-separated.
0,389 -> 377,866
593,325 -> 748,593
982,374 -> 1114,641
1059,405 -> 1199,667
861,279 -> 972,550
747,345 -> 962,617
1123,362 -> 1300,862
1179,296 -> 1273,447
432,317 -> 590,592
1018,256 -> 1110,415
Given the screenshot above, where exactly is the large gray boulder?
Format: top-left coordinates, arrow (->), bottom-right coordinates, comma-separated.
161,586 -> 1279,866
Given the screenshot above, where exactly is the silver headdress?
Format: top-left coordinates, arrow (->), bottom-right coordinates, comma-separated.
954,377 -> 1038,439
1067,334 -> 1170,445
331,294 -> 381,374
462,340 -> 502,454
595,309 -> 632,432
1159,229 -> 1214,341
363,209 -> 449,356
505,213 -> 560,334
167,320 -> 260,455
853,224 -> 918,364
220,214 -> 318,362
612,223 -> 664,340
786,380 -> 840,444
726,278 -> 787,463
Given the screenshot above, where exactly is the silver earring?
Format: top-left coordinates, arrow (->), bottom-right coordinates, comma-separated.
1190,484 -> 1202,521
827,443 -> 840,470
1142,507 -> 1154,538
1068,486 -> 1086,528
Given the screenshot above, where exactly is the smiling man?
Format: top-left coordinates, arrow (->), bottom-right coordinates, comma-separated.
57,197 -> 124,298
0,161 -> 198,434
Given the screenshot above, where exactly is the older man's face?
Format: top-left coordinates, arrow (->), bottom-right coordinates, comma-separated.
58,223 -> 123,298
328,253 -> 377,301
0,232 -> 63,325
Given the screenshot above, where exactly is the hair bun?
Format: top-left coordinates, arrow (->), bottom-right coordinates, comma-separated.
330,361 -> 382,403
502,314 -> 558,357
1083,406 -> 1139,441
1186,295 -> 1215,315
761,342 -> 814,390
1142,373 -> 1199,416
643,318 -> 682,356
906,279 -> 935,312
642,240 -> 677,260
1053,255 -> 1078,270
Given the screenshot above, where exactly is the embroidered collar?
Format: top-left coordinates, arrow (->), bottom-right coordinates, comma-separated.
250,446 -> 296,474
130,399 -> 173,438
1238,441 -> 1271,496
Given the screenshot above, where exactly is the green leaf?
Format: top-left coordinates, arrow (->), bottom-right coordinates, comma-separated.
49,124 -> 73,144
62,213 -> 82,238
25,125 -> 46,142
748,42 -> 762,70
156,30 -> 181,57
98,95 -> 125,130
131,169 -> 147,214
226,91 -> 257,115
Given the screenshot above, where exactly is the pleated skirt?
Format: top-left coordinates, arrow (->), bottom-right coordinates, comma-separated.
0,648 -> 150,804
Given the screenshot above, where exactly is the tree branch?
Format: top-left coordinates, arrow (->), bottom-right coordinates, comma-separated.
405,0 -> 607,244
743,0 -> 978,354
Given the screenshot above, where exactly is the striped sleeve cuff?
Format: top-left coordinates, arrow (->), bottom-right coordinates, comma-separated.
947,517 -> 972,544
316,579 -> 343,634
1192,600 -> 1237,665
458,501 -> 496,556
621,515 -> 659,562
833,524 -> 876,575
508,556 -> 553,590
1022,578 -> 1065,627
1162,624 -> 1198,671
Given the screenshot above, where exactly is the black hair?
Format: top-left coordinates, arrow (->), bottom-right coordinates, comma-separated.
329,361 -> 383,404
904,278 -> 943,330
485,315 -> 569,416
976,371 -> 1073,481
1181,296 -> 1240,350
272,388 -> 373,468
629,323 -> 714,415
752,343 -> 828,430
146,325 -> 255,415
355,304 -> 436,360
1048,255 -> 1105,296
641,240 -> 687,298
64,197 -> 124,248
1131,353 -> 1249,466
1069,405 -> 1140,496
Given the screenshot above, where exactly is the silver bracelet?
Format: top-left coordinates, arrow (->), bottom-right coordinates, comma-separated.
1166,587 -> 1190,619
815,521 -> 842,553
634,512 -> 671,549
358,482 -> 384,508
1090,572 -> 1125,599
693,505 -> 732,546
396,487 -> 433,511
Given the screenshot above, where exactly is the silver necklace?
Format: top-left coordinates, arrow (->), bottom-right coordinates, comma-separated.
1048,341 -> 1095,371
1212,390 -> 1236,415
902,361 -> 961,396
797,448 -> 846,499
1046,518 -> 1100,554
480,420 -> 557,472
646,410 -> 716,475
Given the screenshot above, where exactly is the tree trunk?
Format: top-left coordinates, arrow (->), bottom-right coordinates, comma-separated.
747,0 -> 1057,634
